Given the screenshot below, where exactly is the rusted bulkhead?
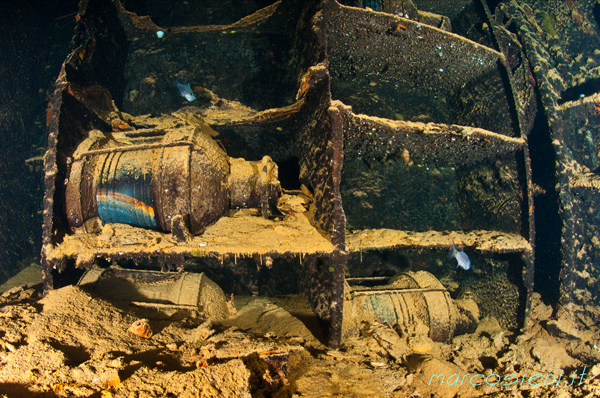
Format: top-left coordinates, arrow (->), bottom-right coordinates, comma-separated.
498,0 -> 600,351
43,0 -> 537,346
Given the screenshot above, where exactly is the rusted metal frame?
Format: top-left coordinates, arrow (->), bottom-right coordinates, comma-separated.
42,0 -> 136,291
115,0 -> 280,35
317,103 -> 347,347
293,0 -> 347,344
41,65 -> 69,294
172,2 -> 280,33
302,251 -> 347,347
498,2 -> 575,308
345,114 -> 525,168
351,288 -> 448,296
296,89 -> 347,346
346,276 -> 389,282
75,141 -> 192,159
479,0 -> 537,326
228,101 -> 304,126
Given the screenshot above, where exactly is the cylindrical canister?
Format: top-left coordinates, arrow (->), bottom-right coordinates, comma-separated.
78,265 -> 230,321
342,271 -> 479,342
65,126 -> 281,235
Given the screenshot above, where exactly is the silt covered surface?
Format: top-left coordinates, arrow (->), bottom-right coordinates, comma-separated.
41,0 -> 539,347
7,0 -> 599,396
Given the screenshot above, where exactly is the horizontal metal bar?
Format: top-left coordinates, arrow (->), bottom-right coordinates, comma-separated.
346,276 -> 390,282
351,287 -> 447,297
76,141 -> 192,159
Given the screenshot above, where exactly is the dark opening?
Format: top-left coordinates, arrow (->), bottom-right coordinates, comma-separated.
593,3 -> 600,35
485,0 -> 505,14
557,77 -> 600,105
277,156 -> 301,190
51,262 -> 86,289
528,104 -> 562,307
479,355 -> 499,370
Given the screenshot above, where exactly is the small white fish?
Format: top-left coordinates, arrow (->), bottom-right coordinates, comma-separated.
449,240 -> 471,270
174,82 -> 196,102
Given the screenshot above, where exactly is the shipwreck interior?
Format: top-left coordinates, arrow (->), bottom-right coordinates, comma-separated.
40,0 -> 600,348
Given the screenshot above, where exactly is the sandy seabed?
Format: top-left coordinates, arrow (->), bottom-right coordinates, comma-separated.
0,280 -> 598,398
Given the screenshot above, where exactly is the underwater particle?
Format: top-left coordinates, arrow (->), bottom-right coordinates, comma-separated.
402,148 -> 410,164
128,90 -> 139,102
129,319 -> 153,338
448,240 -> 471,270
156,30 -> 164,39
264,256 -> 273,269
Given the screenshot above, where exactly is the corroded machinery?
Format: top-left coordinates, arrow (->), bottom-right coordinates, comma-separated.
343,271 -> 479,342
43,0 -> 541,346
65,125 -> 280,237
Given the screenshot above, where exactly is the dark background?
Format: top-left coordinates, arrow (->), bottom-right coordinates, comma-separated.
0,0 -> 79,284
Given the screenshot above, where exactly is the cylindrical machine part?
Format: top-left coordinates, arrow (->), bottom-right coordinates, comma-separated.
78,265 -> 230,321
65,126 -> 281,235
342,271 -> 479,342
229,156 -> 281,216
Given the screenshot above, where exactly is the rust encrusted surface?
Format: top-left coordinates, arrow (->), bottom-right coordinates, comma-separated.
42,0 -> 539,347
344,113 -> 525,167
346,229 -> 532,254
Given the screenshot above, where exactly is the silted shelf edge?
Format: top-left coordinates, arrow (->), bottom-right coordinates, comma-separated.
45,213 -> 335,269
346,228 -> 531,254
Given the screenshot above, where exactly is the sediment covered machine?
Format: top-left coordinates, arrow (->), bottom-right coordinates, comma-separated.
45,0 -> 585,346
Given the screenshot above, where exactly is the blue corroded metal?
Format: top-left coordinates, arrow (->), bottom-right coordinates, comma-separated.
96,152 -> 157,229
